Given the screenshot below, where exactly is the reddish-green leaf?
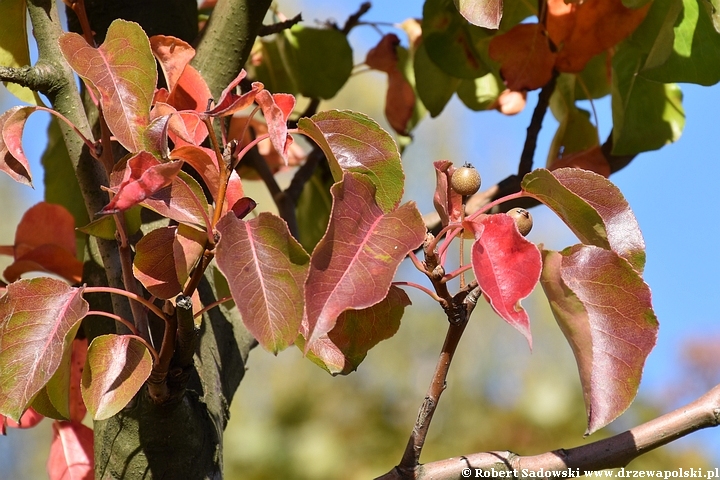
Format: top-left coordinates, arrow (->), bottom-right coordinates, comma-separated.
133,227 -> 183,299
173,224 -> 206,288
103,152 -> 183,214
255,90 -> 295,164
298,110 -> 405,213
205,70 -> 263,117
47,420 -> 93,479
300,286 -> 410,375
0,278 -> 88,421
540,246 -> 658,434
216,212 -> 310,353
433,160 -> 463,226
81,334 -> 152,420
303,173 -> 426,347
140,171 -> 210,228
59,20 -> 157,152
464,213 -> 541,347
41,337 -> 87,422
454,0 -> 503,29
0,106 -> 33,186
1,408 -> 44,434
522,168 -> 646,272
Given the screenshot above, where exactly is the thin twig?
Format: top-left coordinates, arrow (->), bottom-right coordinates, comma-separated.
517,71 -> 558,177
342,2 -> 372,34
258,13 -> 302,36
84,286 -> 168,322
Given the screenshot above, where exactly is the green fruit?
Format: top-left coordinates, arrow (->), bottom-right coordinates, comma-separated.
450,164 -> 481,196
507,207 -> 532,236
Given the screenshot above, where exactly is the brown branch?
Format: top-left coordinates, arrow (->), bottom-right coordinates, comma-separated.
258,13 -> 302,36
378,383 -> 720,479
518,71 -> 558,177
341,2 -> 372,34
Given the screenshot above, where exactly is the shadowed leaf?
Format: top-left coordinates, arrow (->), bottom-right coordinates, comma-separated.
140,171 -> 210,227
300,286 -> 410,375
298,110 -> 405,213
0,106 -> 33,186
0,278 -> 88,421
255,91 -> 295,164
303,173 -> 426,347
433,160 -> 463,227
464,213 -> 541,347
59,20 -> 157,152
540,246 -> 658,434
489,23 -> 556,91
81,335 -> 152,420
216,212 -> 310,353
0,0 -> 41,104
133,227 -> 183,299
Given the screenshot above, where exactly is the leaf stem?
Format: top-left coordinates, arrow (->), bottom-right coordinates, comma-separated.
440,264 -> 473,284
83,286 -> 168,323
85,310 -> 160,364
465,191 -> 526,222
205,116 -> 231,229
193,295 -> 235,319
392,281 -> 443,303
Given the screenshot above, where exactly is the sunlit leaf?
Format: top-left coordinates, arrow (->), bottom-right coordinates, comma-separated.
205,70 -> 263,117
454,0 -> 503,29
456,73 -> 503,111
0,278 -> 88,421
140,171 -> 210,228
464,213 -> 541,347
522,168 -> 646,272
1,407 -> 44,434
300,286 -> 410,375
149,35 -> 196,91
540,246 -> 658,434
0,0 -> 41,105
255,90 -> 295,164
103,152 -> 184,214
489,23 -> 556,91
0,106 -> 33,186
640,0 -> 720,85
81,335 -> 152,420
611,44 -> 685,155
59,19 -> 157,152
47,420 -> 93,479
303,173 -> 426,346
216,212 -> 310,353
298,110 -> 405,213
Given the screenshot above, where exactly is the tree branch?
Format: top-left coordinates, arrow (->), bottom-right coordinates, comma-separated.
378,383 -> 720,479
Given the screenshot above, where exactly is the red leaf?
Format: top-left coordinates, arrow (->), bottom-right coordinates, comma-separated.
81,335 -> 152,420
68,338 -> 88,423
149,35 -> 196,91
454,0 -> 503,29
4,244 -> 83,284
216,212 -> 310,353
47,420 -> 93,480
167,64 -> 212,113
205,70 -> 264,117
255,90 -> 295,164
59,20 -> 157,152
140,171 -> 210,228
540,246 -> 658,434
172,224 -> 206,289
102,152 -> 183,214
14,202 -> 78,259
133,226 -> 183,299
302,285 -> 410,375
432,160 -> 463,226
464,213 -> 541,347
1,407 -> 44,433
303,173 -> 426,347
0,106 -> 33,186
489,23 -> 556,91
230,197 -> 257,219
152,102 -> 208,146
0,278 -> 88,421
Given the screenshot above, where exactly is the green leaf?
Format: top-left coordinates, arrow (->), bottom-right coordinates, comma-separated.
58,19 -> 157,152
640,0 -> 720,85
548,74 -> 599,165
540,246 -> 658,435
296,165 -> 333,254
42,119 -> 89,258
700,0 -> 720,33
456,72 -> 502,111
611,44 -> 685,155
522,168 -> 646,273
574,51 -> 612,100
299,286 -> 410,375
0,0 -> 42,105
414,41 -> 461,117
281,26 -> 353,99
81,334 -> 152,420
77,206 -> 142,241
0,278 -> 88,421
298,110 -> 405,213
422,0 -> 492,79
253,37 -> 297,95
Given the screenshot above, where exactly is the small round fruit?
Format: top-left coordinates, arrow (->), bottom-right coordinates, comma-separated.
507,207 -> 533,236
451,164 -> 482,196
